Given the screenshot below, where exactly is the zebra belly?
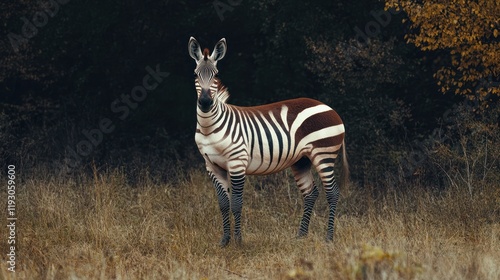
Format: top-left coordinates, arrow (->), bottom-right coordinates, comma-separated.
245,161 -> 293,175
245,150 -> 306,175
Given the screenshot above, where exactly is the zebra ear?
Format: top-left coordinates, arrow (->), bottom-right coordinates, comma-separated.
188,37 -> 203,62
210,38 -> 227,62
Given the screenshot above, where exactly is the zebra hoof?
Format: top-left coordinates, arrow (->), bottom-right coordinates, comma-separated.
325,235 -> 334,243
234,233 -> 242,246
296,234 -> 308,240
296,231 -> 308,239
219,236 -> 231,247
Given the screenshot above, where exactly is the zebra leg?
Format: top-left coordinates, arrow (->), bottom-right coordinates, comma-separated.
298,186 -> 319,238
230,172 -> 245,245
207,169 -> 231,247
324,178 -> 340,242
313,155 -> 340,242
291,158 -> 318,238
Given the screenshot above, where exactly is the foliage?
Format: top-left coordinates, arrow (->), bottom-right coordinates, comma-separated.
332,244 -> 422,279
305,38 -> 407,94
386,0 -> 500,104
0,1 -> 51,84
428,104 -> 500,196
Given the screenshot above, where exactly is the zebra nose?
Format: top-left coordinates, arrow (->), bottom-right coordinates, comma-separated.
198,88 -> 213,112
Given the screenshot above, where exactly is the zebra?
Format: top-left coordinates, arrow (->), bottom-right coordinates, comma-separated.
188,37 -> 348,247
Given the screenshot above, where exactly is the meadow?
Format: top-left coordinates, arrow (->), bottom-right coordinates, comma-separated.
1,166 -> 499,279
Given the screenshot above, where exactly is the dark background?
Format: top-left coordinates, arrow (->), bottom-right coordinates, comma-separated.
1,0 -> 497,186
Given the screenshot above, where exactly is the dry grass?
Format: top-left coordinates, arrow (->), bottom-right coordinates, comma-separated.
1,167 -> 499,279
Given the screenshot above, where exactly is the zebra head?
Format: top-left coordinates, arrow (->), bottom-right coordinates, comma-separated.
188,37 -> 227,113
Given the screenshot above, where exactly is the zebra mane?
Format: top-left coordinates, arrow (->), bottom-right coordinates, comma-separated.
215,78 -> 230,104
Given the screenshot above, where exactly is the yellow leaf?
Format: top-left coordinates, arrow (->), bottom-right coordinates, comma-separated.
494,29 -> 499,38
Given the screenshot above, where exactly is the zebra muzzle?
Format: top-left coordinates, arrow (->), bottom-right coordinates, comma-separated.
198,89 -> 213,112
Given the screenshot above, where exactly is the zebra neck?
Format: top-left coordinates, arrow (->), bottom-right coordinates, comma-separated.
196,101 -> 230,134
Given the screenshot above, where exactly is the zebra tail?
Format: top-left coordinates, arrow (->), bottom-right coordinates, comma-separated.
341,139 -> 349,188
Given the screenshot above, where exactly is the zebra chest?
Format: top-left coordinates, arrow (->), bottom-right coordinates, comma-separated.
195,131 -> 241,169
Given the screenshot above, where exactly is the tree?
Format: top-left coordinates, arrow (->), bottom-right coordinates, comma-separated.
386,0 -> 500,105
305,38 -> 406,94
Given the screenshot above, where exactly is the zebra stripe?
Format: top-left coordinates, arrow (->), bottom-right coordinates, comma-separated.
189,37 -> 348,247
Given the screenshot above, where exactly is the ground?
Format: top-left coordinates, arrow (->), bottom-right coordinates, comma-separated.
1,167 -> 499,279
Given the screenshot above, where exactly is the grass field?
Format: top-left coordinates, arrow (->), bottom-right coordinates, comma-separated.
1,167 -> 499,279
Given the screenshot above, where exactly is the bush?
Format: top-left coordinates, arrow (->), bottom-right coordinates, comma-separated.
428,104 -> 500,196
